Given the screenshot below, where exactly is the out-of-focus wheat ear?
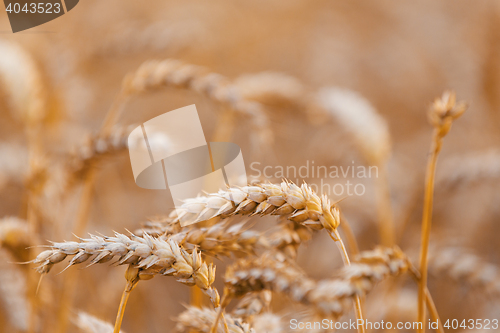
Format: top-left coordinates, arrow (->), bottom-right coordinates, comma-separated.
0,249 -> 31,331
224,247 -> 409,319
0,39 -> 46,126
315,87 -> 395,246
436,149 -> 500,190
232,291 -> 272,319
175,306 -> 252,333
417,91 -> 468,333
65,124 -> 135,188
0,216 -> 31,251
428,246 -> 500,296
315,87 -> 391,165
74,311 -> 125,333
234,71 -> 306,108
251,313 -> 283,333
0,144 -> 29,191
118,59 -> 272,152
234,71 -> 333,126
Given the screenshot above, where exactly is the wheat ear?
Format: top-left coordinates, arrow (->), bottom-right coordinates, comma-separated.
104,59 -> 272,150
0,217 -> 31,251
428,246 -> 500,296
176,306 -> 252,333
417,91 -> 467,333
315,87 -> 395,246
65,125 -> 134,187
75,311 -> 124,333
171,181 -> 333,231
223,247 -> 408,318
436,149 -> 500,190
234,71 -> 306,108
139,219 -> 264,258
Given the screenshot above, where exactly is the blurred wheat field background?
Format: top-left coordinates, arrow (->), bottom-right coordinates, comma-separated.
0,1 -> 500,332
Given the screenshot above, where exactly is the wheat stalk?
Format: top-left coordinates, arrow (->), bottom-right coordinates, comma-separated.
417,91 -> 467,333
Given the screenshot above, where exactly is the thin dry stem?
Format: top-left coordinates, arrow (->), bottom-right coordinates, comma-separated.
114,266 -> 140,333
329,229 -> 365,333
417,91 -> 467,333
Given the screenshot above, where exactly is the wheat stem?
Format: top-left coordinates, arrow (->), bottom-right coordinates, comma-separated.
114,265 -> 140,333
408,263 -> 443,333
425,288 -> 444,333
114,282 -> 133,333
417,130 -> 441,333
329,229 -> 365,333
210,292 -> 230,333
418,91 -> 467,333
